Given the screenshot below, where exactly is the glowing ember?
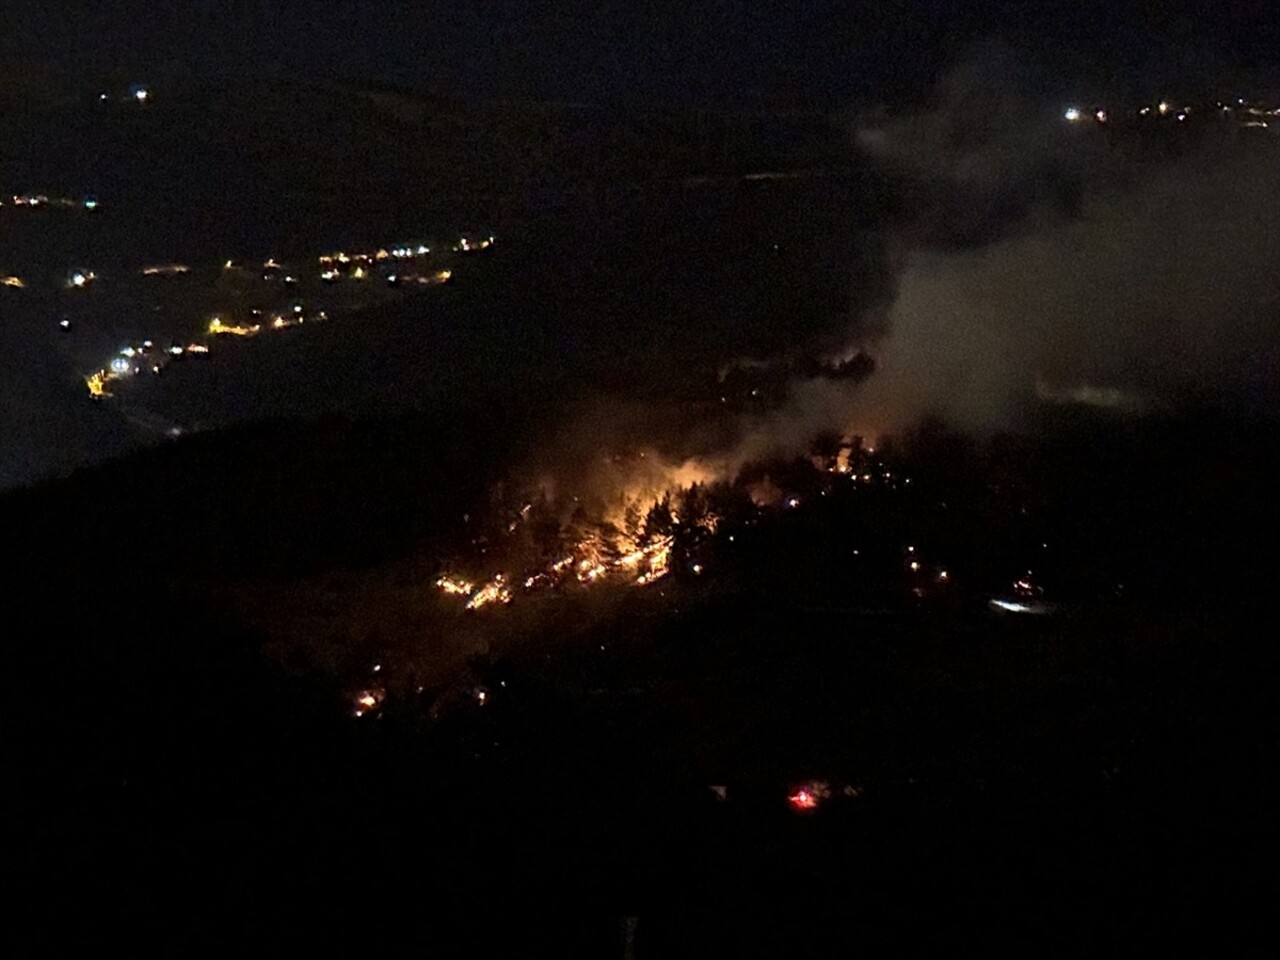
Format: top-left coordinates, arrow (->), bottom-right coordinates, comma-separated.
466,575 -> 512,610
352,688 -> 385,717
435,575 -> 475,596
787,780 -> 831,811
788,789 -> 819,811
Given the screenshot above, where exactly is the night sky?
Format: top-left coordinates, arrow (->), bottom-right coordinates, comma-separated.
5,1 -> 1280,487
4,1 -> 1278,107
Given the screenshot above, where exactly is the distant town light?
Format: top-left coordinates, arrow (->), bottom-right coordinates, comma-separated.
1158,101 -> 1170,115
1095,109 -> 1108,123
1063,107 -> 1082,122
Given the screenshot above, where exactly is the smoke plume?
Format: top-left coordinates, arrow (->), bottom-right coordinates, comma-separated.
759,41 -> 1280,451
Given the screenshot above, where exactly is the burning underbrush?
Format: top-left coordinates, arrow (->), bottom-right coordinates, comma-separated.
435,452 -> 729,609
433,438 -> 891,612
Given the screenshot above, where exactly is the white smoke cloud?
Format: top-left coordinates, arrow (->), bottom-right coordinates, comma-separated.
858,133 -> 1280,432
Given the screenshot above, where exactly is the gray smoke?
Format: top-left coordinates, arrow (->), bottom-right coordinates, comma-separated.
758,42 -> 1280,450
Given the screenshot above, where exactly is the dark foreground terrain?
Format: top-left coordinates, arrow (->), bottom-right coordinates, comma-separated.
5,407 -> 1277,955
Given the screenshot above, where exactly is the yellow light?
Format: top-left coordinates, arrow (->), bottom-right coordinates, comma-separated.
0,276 -> 24,288
208,317 -> 260,336
435,575 -> 475,596
85,371 -> 112,398
466,575 -> 512,609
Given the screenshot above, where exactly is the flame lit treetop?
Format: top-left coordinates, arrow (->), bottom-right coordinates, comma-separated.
434,452 -> 734,608
431,437 -> 905,611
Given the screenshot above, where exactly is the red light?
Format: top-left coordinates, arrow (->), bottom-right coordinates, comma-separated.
788,789 -> 819,811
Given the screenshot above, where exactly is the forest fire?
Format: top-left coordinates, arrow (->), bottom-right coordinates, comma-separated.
352,688 -> 385,717
430,436 -> 899,611
466,575 -> 513,610
433,451 -> 726,609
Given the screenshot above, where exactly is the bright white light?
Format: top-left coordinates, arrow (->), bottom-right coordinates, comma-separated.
134,88 -> 149,103
1158,101 -> 1170,115
121,346 -> 137,358
989,599 -> 1033,613
1095,109 -> 1107,123
110,357 -> 130,374
1063,107 -> 1082,122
